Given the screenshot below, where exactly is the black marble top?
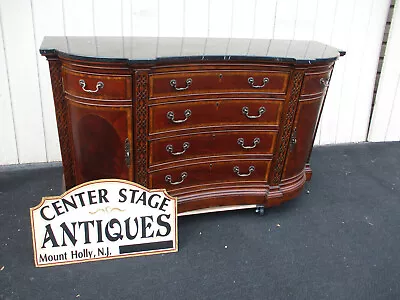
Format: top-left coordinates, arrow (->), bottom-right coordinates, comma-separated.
40,36 -> 345,64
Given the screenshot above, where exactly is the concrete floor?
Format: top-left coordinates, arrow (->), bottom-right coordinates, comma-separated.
0,142 -> 399,300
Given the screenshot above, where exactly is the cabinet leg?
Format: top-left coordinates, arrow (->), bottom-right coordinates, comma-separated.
255,205 -> 265,216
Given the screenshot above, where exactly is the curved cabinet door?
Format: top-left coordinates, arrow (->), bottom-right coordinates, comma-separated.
282,97 -> 323,179
68,100 -> 133,184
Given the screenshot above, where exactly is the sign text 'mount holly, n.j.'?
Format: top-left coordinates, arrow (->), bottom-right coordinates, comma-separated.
30,179 -> 178,267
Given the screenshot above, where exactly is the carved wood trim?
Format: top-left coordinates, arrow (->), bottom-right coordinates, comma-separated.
48,58 -> 76,189
269,70 -> 304,186
134,70 -> 149,186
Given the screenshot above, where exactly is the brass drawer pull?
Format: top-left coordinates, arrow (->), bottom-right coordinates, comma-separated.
166,142 -> 190,156
320,78 -> 330,87
248,77 -> 269,88
165,172 -> 188,185
170,78 -> 192,91
237,137 -> 260,149
125,138 -> 130,167
233,166 -> 255,177
290,127 -> 297,152
242,106 -> 266,119
167,109 -> 191,123
79,79 -> 104,93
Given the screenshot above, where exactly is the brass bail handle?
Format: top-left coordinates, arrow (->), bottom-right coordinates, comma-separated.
242,106 -> 266,119
167,109 -> 192,123
79,79 -> 104,93
170,78 -> 192,91
233,166 -> 255,177
165,172 -> 188,185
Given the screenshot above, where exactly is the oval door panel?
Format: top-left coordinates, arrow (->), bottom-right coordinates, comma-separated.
68,101 -> 131,183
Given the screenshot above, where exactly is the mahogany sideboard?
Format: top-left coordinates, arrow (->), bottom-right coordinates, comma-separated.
40,37 -> 344,215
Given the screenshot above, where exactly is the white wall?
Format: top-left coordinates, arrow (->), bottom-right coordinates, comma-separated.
369,1 -> 400,142
0,0 -> 392,165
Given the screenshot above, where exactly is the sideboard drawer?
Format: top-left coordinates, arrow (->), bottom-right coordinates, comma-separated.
150,159 -> 270,190
149,70 -> 289,98
149,130 -> 277,166
301,70 -> 332,96
149,99 -> 282,134
62,68 -> 132,99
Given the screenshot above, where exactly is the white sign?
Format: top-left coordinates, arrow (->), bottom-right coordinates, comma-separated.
30,179 -> 177,267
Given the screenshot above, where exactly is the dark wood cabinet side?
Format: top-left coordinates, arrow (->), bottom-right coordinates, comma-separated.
47,58 -> 76,189
282,97 -> 324,179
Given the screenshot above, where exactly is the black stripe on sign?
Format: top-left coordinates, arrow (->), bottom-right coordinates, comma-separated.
119,240 -> 174,254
